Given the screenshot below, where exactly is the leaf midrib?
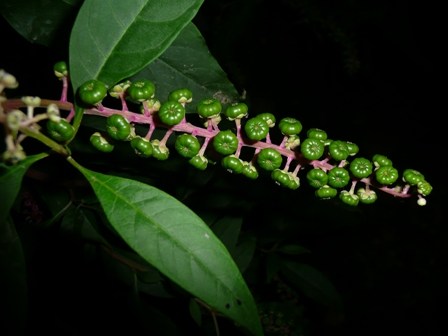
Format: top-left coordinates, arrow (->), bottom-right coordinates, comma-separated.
84,170 -> 239,303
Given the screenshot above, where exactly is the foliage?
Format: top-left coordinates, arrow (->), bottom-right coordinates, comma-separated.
0,1 -> 437,336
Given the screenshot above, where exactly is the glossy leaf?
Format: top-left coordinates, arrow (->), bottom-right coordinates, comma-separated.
60,205 -> 109,245
68,158 -> 263,336
0,216 -> 27,335
281,261 -> 343,311
210,215 -> 242,255
69,0 -> 205,92
0,152 -> 48,225
37,184 -> 71,217
35,183 -> 72,228
232,235 -> 257,274
101,247 -> 173,298
189,298 -> 202,326
129,22 -> 240,113
0,0 -> 81,47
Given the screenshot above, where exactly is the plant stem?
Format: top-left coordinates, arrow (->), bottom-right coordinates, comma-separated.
20,127 -> 68,156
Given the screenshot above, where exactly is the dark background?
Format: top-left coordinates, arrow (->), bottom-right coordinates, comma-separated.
1,0 -> 445,335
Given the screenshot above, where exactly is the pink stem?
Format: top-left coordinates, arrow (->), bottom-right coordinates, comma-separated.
60,77 -> 68,102
283,156 -> 293,171
199,137 -> 212,156
279,135 -> 288,149
66,108 -> 75,122
159,129 -> 173,146
349,180 -> 357,194
292,163 -> 301,176
119,92 -> 129,111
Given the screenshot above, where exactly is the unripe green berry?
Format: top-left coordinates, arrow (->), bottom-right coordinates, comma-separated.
53,61 -> 68,78
189,155 -> 208,170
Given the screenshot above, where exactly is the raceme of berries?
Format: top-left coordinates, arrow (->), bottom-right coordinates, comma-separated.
0,65 -> 433,207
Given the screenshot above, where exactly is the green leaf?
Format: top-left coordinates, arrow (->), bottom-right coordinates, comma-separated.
68,158 -> 263,336
0,0 -> 82,47
210,215 -> 242,255
0,152 -> 49,225
281,261 -> 343,311
100,246 -> 173,298
277,244 -> 311,255
35,183 -> 71,217
60,205 -> 109,245
69,0 -> 205,92
0,216 -> 27,336
232,235 -> 257,274
129,22 -> 240,114
189,298 -> 202,326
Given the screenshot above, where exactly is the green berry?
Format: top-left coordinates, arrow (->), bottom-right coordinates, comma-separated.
158,101 -> 185,125
307,128 -> 327,140
175,134 -> 200,158
257,148 -> 283,171
271,169 -> 291,188
357,188 -> 377,204
417,181 -> 432,196
306,169 -> 328,188
131,137 -> 153,157
350,158 -> 373,178
301,138 -> 324,160
315,185 -> 337,199
328,167 -> 350,188
339,190 -> 359,206
106,114 -> 131,141
373,154 -> 392,168
278,118 -> 302,135
242,163 -> 259,179
151,139 -> 169,160
168,88 -> 193,103
90,132 -> 114,153
197,98 -> 222,118
346,141 -> 359,156
257,113 -> 276,127
402,169 -> 425,186
329,140 -> 350,161
322,138 -> 333,147
222,155 -> 244,174
78,79 -> 107,105
213,130 -> 239,155
375,166 -> 399,185
225,103 -> 248,120
189,155 -> 208,170
245,117 -> 269,140
53,61 -> 68,78
46,119 -> 74,142
127,80 -> 155,101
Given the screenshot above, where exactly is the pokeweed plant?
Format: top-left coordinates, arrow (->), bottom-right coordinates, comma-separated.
0,1 -> 433,335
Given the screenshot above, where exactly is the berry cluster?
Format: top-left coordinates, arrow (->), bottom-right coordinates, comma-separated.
0,64 -> 433,206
